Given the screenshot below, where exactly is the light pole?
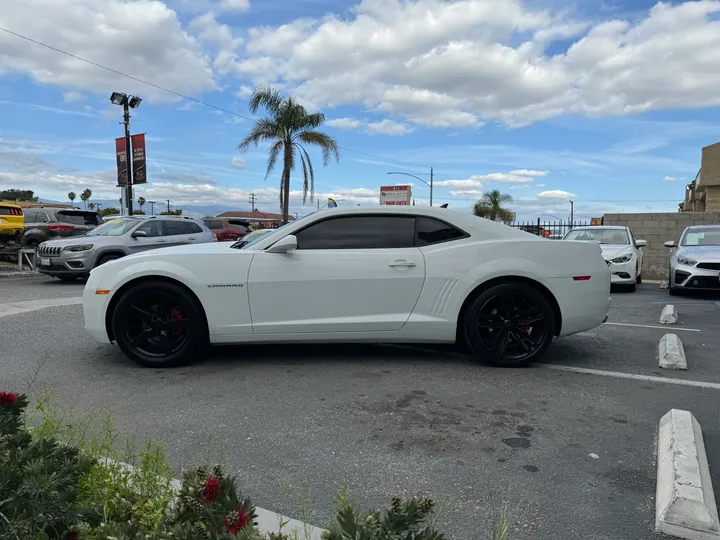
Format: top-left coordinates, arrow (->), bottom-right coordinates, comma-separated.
386,168 -> 434,206
110,92 -> 142,215
148,200 -> 156,215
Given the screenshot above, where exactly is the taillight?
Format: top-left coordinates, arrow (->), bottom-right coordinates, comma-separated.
48,225 -> 75,232
212,233 -> 218,241
227,231 -> 241,238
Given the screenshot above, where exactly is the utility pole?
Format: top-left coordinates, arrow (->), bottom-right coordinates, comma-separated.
148,201 -> 156,215
317,200 -> 320,211
166,199 -> 171,214
248,193 -> 257,212
569,200 -> 574,225
429,167 -> 434,207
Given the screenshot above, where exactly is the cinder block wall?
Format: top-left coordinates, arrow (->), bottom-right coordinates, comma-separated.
602,212 -> 720,280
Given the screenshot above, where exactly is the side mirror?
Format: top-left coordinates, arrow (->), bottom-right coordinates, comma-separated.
131,230 -> 147,238
664,240 -> 677,248
635,239 -> 647,248
266,234 -> 297,254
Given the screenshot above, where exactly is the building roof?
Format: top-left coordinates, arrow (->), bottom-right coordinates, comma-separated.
0,200 -> 74,209
216,210 -> 296,222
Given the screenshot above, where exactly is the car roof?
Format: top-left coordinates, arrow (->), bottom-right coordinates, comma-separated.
569,225 -> 627,230
686,224 -> 720,230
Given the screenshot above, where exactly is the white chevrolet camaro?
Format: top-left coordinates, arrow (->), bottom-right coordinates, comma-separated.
83,207 -> 611,368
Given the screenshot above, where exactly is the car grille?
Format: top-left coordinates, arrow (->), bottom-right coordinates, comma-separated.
38,245 -> 62,256
696,262 -> 720,271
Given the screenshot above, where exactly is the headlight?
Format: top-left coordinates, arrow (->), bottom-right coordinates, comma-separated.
677,255 -> 697,266
63,244 -> 93,252
610,253 -> 633,264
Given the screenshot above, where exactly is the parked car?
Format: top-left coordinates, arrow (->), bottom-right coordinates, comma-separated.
563,225 -> 646,291
83,207 -> 611,368
36,215 -> 215,280
0,202 -> 24,248
202,218 -> 252,242
22,207 -> 104,248
665,225 -> 720,295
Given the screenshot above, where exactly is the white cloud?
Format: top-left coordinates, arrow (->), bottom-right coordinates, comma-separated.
219,0 -> 249,11
663,175 -> 678,181
238,0 -> 720,128
449,189 -> 484,197
509,169 -> 547,176
537,190 -> 576,199
236,85 -> 254,99
326,117 -> 412,135
436,170 -> 538,188
0,0 -> 216,101
230,157 -> 246,169
62,91 -> 86,103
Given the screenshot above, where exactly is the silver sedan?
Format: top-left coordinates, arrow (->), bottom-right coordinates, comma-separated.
665,225 -> 720,295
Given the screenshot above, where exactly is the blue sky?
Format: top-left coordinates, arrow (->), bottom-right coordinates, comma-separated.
1,0 -> 719,220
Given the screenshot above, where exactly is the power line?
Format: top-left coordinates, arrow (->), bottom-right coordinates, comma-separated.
0,26 -> 433,171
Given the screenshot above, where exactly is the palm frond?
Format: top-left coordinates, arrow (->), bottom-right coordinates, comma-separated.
299,152 -> 310,203
297,131 -> 340,166
264,141 -> 283,182
295,112 -> 326,133
238,117 -> 281,151
248,86 -> 284,115
297,144 -> 316,201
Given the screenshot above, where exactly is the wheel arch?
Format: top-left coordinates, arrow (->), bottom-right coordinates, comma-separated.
455,275 -> 563,344
105,275 -> 209,342
93,249 -> 128,267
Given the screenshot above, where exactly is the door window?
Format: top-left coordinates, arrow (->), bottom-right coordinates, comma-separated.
36,211 -> 49,223
187,222 -> 203,234
164,220 -> 190,236
416,216 -> 467,246
57,211 -> 101,226
135,221 -> 164,237
24,209 -> 38,222
294,215 -> 415,249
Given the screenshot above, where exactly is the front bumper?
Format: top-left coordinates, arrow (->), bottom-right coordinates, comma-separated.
83,266 -> 112,343
672,264 -> 720,290
606,259 -> 636,284
35,247 -> 94,276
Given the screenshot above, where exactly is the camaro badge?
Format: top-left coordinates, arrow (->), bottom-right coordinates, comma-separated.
207,284 -> 244,288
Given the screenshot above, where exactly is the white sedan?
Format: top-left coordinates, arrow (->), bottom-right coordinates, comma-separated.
83,207 -> 611,368
562,226 -> 646,291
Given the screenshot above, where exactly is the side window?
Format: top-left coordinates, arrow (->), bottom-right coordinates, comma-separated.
294,215 -> 415,249
135,221 -> 164,237
24,209 -> 38,222
187,222 -> 203,234
416,217 -> 467,246
36,211 -> 49,223
164,220 -> 190,236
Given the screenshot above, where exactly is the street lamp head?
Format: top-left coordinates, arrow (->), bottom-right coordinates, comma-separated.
110,92 -> 127,105
128,96 -> 142,109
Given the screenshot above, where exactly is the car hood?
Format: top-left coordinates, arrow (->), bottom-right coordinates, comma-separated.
676,245 -> 720,261
125,241 -> 238,259
43,235 -> 118,247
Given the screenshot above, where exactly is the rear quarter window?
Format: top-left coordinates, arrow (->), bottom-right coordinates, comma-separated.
57,211 -> 102,226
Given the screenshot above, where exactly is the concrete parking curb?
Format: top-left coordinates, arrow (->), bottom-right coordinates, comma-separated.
659,334 -> 688,370
661,304 -> 679,324
656,409 -> 720,539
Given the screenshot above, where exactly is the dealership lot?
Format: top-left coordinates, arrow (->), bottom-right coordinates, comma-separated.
1,277 -> 720,539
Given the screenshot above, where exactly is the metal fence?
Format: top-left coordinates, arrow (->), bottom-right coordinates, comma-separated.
508,219 -> 596,239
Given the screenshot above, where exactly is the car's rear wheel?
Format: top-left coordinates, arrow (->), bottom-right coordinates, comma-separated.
463,283 -> 555,367
111,281 -> 206,368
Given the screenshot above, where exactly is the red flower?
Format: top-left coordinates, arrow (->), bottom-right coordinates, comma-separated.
224,508 -> 252,535
201,476 -> 220,503
0,392 -> 17,407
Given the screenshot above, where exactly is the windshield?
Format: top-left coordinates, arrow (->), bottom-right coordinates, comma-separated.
681,228 -> 720,246
234,229 -> 276,249
86,218 -> 140,237
564,228 -> 629,245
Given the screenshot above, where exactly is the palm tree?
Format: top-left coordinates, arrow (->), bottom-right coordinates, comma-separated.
473,190 -> 514,223
88,202 -> 95,211
80,189 -> 92,210
68,192 -> 76,208
137,196 -> 146,212
238,86 -> 340,224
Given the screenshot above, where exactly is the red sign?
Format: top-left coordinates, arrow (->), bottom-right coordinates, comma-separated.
380,185 -> 411,205
115,138 -> 128,187
131,134 -> 147,185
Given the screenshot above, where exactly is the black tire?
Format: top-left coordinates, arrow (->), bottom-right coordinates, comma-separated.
96,253 -> 121,267
463,283 -> 555,367
111,281 -> 207,368
636,274 -> 642,284
628,282 -> 636,292
669,287 -> 681,296
57,275 -> 78,281
25,239 -> 40,248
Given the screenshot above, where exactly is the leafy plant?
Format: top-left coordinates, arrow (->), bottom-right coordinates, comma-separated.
473,190 -> 514,223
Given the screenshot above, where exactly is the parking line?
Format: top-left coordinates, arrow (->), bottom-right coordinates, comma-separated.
604,322 -> 701,332
539,364 -> 720,390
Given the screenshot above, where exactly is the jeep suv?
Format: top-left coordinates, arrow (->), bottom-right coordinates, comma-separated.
22,208 -> 104,247
36,215 -> 215,280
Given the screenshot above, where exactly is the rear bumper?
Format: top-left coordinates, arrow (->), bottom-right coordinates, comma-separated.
542,272 -> 611,337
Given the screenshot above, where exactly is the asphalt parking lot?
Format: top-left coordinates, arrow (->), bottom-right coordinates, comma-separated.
2,276 -> 720,540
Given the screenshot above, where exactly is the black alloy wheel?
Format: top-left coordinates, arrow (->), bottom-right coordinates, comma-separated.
464,283 -> 555,367
112,281 -> 206,367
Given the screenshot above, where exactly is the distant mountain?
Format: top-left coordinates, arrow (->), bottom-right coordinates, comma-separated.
38,198 -> 250,217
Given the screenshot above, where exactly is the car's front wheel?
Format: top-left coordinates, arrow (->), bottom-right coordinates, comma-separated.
463,283 -> 555,367
111,281 -> 207,368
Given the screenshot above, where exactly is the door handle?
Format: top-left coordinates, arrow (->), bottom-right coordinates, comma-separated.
389,260 -> 416,268
188,237 -> 196,241
156,239 -> 167,243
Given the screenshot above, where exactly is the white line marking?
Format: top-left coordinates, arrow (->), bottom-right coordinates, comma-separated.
0,297 -> 83,318
604,322 -> 701,332
539,364 -> 720,390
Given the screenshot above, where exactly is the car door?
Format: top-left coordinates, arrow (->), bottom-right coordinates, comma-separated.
186,221 -> 211,243
126,220 -> 167,254
163,220 -> 194,247
247,214 -> 426,334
